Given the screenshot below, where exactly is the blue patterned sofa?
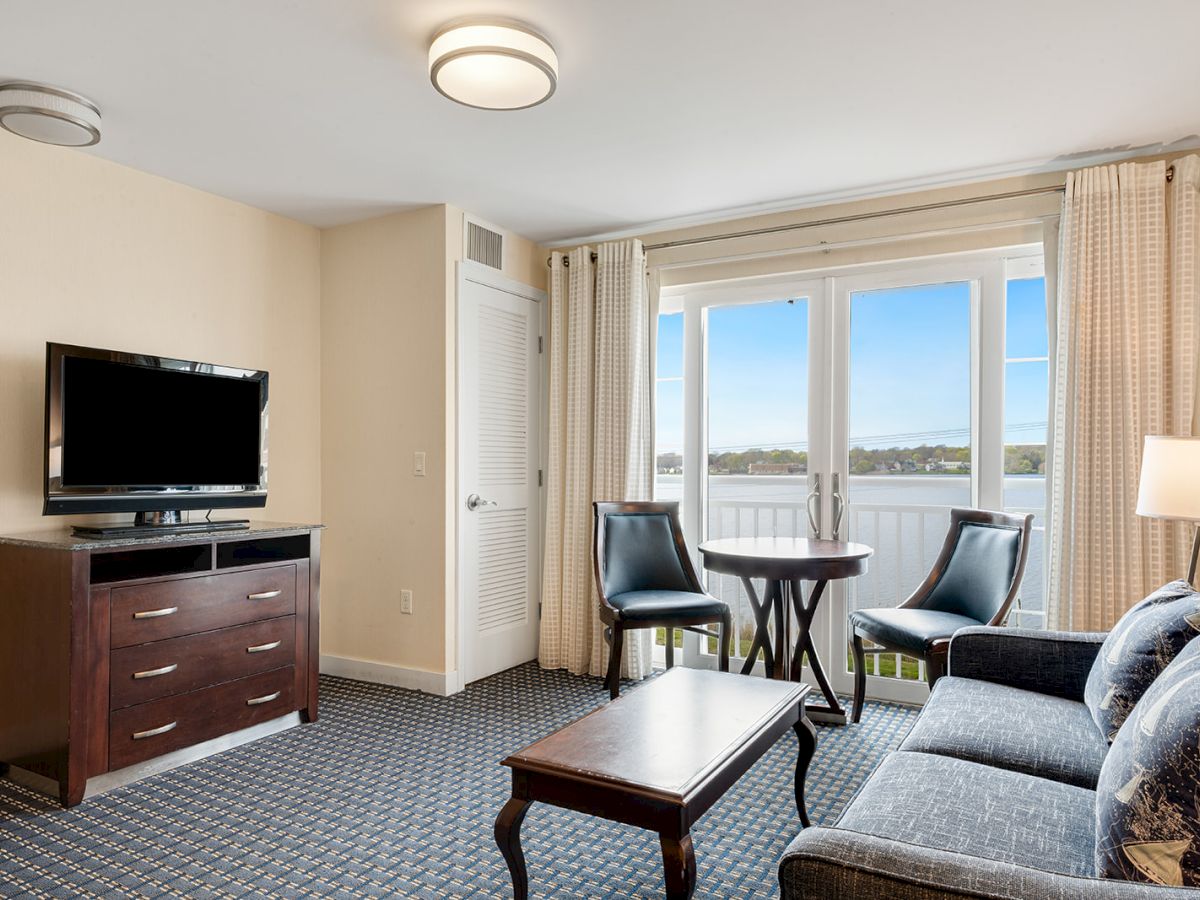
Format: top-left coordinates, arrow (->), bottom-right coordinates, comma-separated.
778,625 -> 1200,898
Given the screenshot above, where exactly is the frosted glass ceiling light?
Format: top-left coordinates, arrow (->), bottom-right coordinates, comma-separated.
0,82 -> 101,146
429,20 -> 557,110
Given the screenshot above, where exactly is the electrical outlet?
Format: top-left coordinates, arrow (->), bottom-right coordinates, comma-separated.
400,589 -> 413,615
413,451 -> 426,477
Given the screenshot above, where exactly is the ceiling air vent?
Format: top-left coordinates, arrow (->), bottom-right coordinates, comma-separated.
465,218 -> 504,270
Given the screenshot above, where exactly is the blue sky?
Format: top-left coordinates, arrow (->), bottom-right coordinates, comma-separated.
656,277 -> 1048,453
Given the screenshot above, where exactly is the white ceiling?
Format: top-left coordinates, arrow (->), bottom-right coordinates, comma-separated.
4,1 -> 1199,243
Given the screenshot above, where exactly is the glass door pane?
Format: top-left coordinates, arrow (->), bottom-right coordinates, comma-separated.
1003,274 -> 1049,628
703,297 -> 809,666
843,280 -> 973,688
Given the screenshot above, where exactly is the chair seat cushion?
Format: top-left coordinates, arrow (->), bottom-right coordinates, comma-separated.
836,750 -> 1097,877
849,607 -> 981,654
608,589 -> 726,622
899,676 -> 1108,788
1083,580 -> 1200,741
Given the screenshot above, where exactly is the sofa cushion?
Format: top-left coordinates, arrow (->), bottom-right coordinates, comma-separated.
849,607 -> 980,654
836,751 -> 1097,877
899,676 -> 1108,788
1084,580 -> 1200,741
1096,637 -> 1200,887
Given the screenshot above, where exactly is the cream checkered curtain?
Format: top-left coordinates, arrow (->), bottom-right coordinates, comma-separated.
1047,156 -> 1200,631
539,239 -> 656,680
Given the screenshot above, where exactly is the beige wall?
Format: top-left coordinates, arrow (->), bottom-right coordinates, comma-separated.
320,205 -> 545,680
0,132 -> 322,535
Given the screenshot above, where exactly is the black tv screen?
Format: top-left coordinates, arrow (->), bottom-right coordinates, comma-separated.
44,343 -> 268,515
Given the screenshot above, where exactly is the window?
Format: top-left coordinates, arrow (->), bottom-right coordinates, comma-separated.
1002,264 -> 1049,626
653,247 -> 1050,699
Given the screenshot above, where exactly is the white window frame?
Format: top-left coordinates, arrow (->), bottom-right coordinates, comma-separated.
655,245 -> 1048,702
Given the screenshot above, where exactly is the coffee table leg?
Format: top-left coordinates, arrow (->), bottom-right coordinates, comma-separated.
659,831 -> 696,900
793,713 -> 817,827
495,796 -> 532,898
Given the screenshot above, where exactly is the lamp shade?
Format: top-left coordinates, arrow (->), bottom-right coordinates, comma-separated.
429,20 -> 557,110
1136,435 -> 1200,521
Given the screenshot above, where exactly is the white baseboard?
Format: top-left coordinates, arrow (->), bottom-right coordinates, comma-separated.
319,654 -> 462,697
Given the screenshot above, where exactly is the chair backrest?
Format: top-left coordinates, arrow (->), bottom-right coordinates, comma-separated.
907,508 -> 1034,626
593,501 -> 700,605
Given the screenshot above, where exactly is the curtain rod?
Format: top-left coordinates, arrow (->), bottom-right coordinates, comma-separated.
545,165 -> 1178,267
547,182 -> 1067,267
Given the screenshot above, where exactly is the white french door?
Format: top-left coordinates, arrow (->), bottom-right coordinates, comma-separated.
457,262 -> 544,686
659,247 -> 1048,707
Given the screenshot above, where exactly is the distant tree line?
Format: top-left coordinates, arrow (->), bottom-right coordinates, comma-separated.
657,444 -> 1046,476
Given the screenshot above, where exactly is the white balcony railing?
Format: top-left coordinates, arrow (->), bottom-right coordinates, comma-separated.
699,494 -> 1046,683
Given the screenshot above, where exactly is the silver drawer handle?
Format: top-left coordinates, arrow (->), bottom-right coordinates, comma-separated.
133,606 -> 178,619
247,590 -> 281,601
246,640 -> 281,654
132,721 -> 177,740
246,691 -> 281,706
133,663 -> 178,679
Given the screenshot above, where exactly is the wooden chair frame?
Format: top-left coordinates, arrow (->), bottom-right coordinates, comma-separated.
850,507 -> 1033,722
593,501 -> 732,699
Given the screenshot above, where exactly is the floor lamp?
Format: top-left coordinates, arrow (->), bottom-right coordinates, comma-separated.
1136,435 -> 1200,587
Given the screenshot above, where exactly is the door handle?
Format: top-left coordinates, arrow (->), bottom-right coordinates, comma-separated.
832,472 -> 846,540
466,493 -> 498,511
247,590 -> 281,601
247,640 -> 282,654
806,473 -> 822,538
133,606 -> 178,619
246,691 -> 281,706
132,721 -> 177,740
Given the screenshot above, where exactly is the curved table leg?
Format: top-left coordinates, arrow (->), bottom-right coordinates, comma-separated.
789,579 -> 846,722
738,577 -> 774,677
793,712 -> 817,827
771,579 -> 788,680
494,796 -> 531,899
660,831 -> 697,899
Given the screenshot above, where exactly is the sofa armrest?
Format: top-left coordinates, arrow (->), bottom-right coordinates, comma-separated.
779,827 -> 1196,899
947,626 -> 1106,701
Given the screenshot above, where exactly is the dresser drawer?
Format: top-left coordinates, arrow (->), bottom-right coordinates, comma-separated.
110,566 -> 296,648
109,666 -> 295,770
109,616 -> 297,710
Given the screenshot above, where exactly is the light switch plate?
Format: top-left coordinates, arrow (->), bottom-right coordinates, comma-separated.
400,589 -> 413,614
413,451 -> 426,477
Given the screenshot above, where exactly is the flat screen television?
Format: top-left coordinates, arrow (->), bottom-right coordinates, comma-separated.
44,342 -> 268,526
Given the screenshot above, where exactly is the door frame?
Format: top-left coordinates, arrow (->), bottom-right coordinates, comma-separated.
452,260 -> 547,694
660,244 -> 1045,704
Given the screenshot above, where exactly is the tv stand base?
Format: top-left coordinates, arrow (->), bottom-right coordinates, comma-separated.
71,516 -> 251,539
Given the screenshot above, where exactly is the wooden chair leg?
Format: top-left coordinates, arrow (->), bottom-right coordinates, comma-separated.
718,611 -> 731,673
926,646 -> 947,689
606,624 -> 624,700
664,627 -> 674,669
851,632 -> 867,724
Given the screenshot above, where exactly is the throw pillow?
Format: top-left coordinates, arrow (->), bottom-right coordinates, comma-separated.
1084,580 -> 1200,741
1096,636 -> 1200,886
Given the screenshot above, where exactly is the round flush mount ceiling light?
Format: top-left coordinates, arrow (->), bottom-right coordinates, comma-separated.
429,19 -> 558,110
0,82 -> 101,147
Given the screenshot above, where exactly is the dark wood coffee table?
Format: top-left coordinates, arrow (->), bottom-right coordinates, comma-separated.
494,668 -> 814,899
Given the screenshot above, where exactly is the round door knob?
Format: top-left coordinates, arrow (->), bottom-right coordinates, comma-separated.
466,493 -> 498,511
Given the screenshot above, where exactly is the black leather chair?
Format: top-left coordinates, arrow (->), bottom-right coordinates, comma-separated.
593,501 -> 731,699
849,507 -> 1033,723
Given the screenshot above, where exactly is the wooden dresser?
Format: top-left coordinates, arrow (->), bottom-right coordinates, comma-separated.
0,521 -> 321,806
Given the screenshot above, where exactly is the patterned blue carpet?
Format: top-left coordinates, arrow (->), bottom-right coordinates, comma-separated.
0,665 -> 917,898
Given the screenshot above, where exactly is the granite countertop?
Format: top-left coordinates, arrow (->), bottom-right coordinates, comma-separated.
0,520 -> 324,551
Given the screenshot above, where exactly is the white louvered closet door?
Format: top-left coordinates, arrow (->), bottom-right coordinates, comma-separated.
458,266 -> 542,684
